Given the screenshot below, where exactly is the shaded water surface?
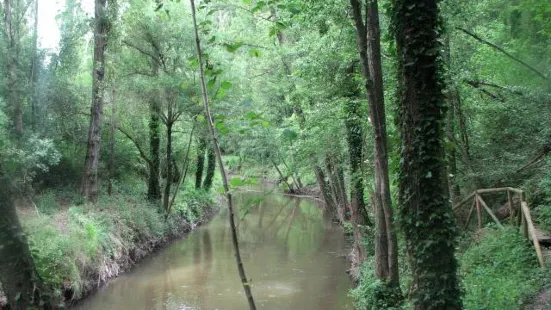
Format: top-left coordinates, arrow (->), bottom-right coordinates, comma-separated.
75,190 -> 352,310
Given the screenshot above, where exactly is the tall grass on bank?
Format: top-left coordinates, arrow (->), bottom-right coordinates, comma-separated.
19,182 -> 213,303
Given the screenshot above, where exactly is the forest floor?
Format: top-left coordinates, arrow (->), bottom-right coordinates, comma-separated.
0,187 -> 217,309
526,288 -> 551,310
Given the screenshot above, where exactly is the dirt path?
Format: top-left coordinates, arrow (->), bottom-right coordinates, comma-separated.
526,288 -> 551,310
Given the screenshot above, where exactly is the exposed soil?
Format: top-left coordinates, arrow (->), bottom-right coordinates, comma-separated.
526,288 -> 551,310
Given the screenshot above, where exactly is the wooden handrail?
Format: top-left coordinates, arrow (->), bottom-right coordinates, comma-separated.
453,187 -> 524,210
521,202 -> 545,268
454,187 -> 545,268
477,195 -> 504,229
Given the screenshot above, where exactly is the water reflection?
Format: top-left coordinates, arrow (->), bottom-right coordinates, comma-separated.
74,191 -> 352,310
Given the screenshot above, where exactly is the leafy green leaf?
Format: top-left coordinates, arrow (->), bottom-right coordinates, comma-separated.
223,42 -> 244,53
248,48 -> 261,57
230,177 -> 245,187
221,81 -> 233,90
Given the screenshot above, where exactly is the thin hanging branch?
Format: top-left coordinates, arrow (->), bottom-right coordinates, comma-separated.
457,27 -> 548,81
189,1 -> 257,309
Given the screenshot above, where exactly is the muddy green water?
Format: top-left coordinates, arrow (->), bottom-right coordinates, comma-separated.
75,190 -> 352,310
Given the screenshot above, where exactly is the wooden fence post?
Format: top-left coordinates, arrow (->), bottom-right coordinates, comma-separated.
521,201 -> 545,268
507,189 -> 513,225
475,192 -> 482,229
464,198 -> 477,231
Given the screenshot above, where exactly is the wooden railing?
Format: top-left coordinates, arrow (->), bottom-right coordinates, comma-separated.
453,187 -> 545,268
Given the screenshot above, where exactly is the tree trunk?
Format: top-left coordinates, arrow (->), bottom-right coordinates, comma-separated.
0,179 -> 51,309
336,164 -> 349,221
350,0 -> 399,288
454,90 -> 481,190
202,145 -> 216,190
81,0 -> 109,203
314,165 -> 336,214
195,137 -> 207,189
4,0 -> 23,137
108,86 -> 116,196
271,159 -> 294,192
147,66 -> 161,202
30,0 -> 39,131
281,158 -> 301,191
393,0 -> 462,308
446,92 -> 461,204
167,123 -> 196,217
325,156 -> 346,223
163,121 -> 173,211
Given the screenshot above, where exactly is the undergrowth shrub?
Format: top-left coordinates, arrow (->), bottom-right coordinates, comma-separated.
36,191 -> 59,214
459,226 -> 543,309
349,253 -> 410,310
25,216 -> 81,298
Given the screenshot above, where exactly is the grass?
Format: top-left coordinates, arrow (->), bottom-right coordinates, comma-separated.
459,226 -> 545,310
349,225 -> 545,310
19,181 -> 214,305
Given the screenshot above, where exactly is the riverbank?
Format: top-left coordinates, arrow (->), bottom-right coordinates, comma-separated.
0,183 -> 217,309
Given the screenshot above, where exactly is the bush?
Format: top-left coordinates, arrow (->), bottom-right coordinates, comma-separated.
459,226 -> 543,309
349,258 -> 407,310
36,191 -> 60,214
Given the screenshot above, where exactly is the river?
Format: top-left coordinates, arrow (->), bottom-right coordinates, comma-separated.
75,189 -> 352,310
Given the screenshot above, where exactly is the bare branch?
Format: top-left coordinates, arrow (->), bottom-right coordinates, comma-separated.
117,126 -> 152,165
457,27 -> 548,81
517,140 -> 551,172
465,80 -> 524,96
465,80 -> 505,102
122,40 -> 162,66
122,70 -> 156,78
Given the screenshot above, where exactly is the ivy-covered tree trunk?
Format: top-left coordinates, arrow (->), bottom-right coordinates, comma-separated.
202,145 -> 216,191
392,0 -> 462,308
344,98 -> 369,256
81,0 -> 109,203
147,68 -> 161,202
195,137 -> 207,189
0,179 -> 50,309
350,0 -> 400,289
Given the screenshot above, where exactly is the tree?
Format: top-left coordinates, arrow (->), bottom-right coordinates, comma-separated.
3,0 -> 23,137
195,136 -> 207,189
392,0 -> 462,308
349,0 -> 400,292
0,178 -> 51,308
202,145 -> 216,190
81,0 -> 111,203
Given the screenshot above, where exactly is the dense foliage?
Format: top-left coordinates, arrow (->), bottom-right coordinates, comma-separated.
1,0 -> 550,308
